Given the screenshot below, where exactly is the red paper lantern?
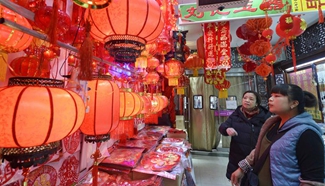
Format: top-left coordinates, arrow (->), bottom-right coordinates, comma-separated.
145,71 -> 160,85
265,53 -> 277,64
288,17 -> 307,38
156,63 -> 169,76
34,5 -> 71,42
150,94 -> 167,113
156,32 -> 172,55
86,0 -> 164,62
0,77 -> 85,168
242,61 -> 257,73
73,0 -> 111,9
262,28 -> 274,40
145,42 -> 158,57
139,94 -> 152,116
184,53 -> 204,77
10,56 -> 50,78
279,13 -> 294,31
164,59 -> 184,86
259,1 -> 271,11
80,76 -> 120,142
147,57 -> 160,70
0,5 -> 33,53
246,17 -> 272,33
120,89 -> 143,120
196,36 -> 205,59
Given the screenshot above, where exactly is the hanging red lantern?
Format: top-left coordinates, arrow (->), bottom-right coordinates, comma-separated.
145,41 -> 158,57
184,53 -> 204,77
80,76 -> 120,142
156,63 -> 169,76
164,58 -> 184,86
279,13 -> 294,31
246,17 -> 272,33
10,56 -> 50,78
150,94 -> 167,114
242,61 -> 257,73
259,1 -> 271,11
288,16 -> 307,38
145,71 -> 160,85
196,36 -> 205,59
262,28 -> 274,40
120,89 -> 143,120
255,62 -> 272,80
34,5 -> 71,42
147,57 -> 160,70
156,32 -> 172,56
0,77 -> 85,169
139,94 -> 152,117
238,42 -> 252,56
86,0 -> 164,63
265,53 -> 277,64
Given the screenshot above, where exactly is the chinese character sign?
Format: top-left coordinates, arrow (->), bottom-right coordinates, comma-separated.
217,22 -> 231,71
203,23 -> 217,69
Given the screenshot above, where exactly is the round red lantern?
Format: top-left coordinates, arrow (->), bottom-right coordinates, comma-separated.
0,5 -> 33,53
10,56 -> 50,78
147,57 -> 160,70
184,53 -> 204,77
156,32 -> 172,55
156,63 -> 169,76
249,40 -> 271,57
150,94 -> 167,113
145,71 -> 160,85
242,61 -> 257,73
279,13 -> 294,31
139,93 -> 152,116
259,1 -> 271,11
34,5 -> 71,42
86,0 -> 164,63
164,59 -> 184,86
196,36 -> 205,59
265,53 -> 277,64
288,16 -> 307,38
120,89 -> 143,120
80,76 -> 120,143
0,77 -> 85,168
262,28 -> 274,40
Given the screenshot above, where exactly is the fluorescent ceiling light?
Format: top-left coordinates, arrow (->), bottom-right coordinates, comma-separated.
285,57 -> 325,72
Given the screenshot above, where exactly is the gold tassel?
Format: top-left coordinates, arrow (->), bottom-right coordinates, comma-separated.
218,89 -> 228,99
78,20 -> 93,81
0,52 -> 8,82
47,0 -> 59,45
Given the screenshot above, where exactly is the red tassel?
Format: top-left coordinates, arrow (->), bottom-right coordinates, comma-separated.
78,20 -> 93,80
91,148 -> 101,186
47,0 -> 59,45
291,41 -> 297,72
318,2 -> 324,24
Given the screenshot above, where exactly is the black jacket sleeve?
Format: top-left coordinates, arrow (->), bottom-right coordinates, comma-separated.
296,129 -> 324,182
218,114 -> 235,136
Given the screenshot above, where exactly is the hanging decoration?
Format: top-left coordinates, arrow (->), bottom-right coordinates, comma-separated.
242,61 -> 258,73
255,62 -> 272,80
203,22 -> 217,69
0,5 -> 33,81
213,69 -> 231,98
85,0 -> 164,63
10,56 -> 50,78
164,58 -> 184,86
184,53 -> 204,77
0,77 -> 85,186
196,36 -> 205,59
217,21 -> 232,71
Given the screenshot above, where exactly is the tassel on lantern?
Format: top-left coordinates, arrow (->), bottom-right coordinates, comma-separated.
218,88 -> 228,99
47,0 -> 59,45
0,52 -> 8,82
318,3 -> 324,24
91,144 -> 102,186
291,41 -> 297,72
78,20 -> 93,80
193,68 -> 199,77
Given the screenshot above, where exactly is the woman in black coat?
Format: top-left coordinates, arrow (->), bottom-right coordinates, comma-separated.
219,90 -> 271,185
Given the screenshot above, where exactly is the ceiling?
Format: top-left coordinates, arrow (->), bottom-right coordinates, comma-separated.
176,0 -> 320,50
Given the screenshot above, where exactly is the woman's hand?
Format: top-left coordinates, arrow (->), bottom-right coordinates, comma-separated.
231,168 -> 245,186
227,128 -> 238,136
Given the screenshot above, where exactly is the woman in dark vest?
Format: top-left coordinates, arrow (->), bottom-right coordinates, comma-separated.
219,90 -> 271,185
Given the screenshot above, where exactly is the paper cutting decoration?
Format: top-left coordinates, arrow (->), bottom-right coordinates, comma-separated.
0,162 -> 17,185
62,130 -> 81,154
27,165 -> 57,186
59,155 -> 79,186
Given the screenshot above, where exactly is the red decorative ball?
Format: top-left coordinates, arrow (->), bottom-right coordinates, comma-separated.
279,13 -> 294,30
